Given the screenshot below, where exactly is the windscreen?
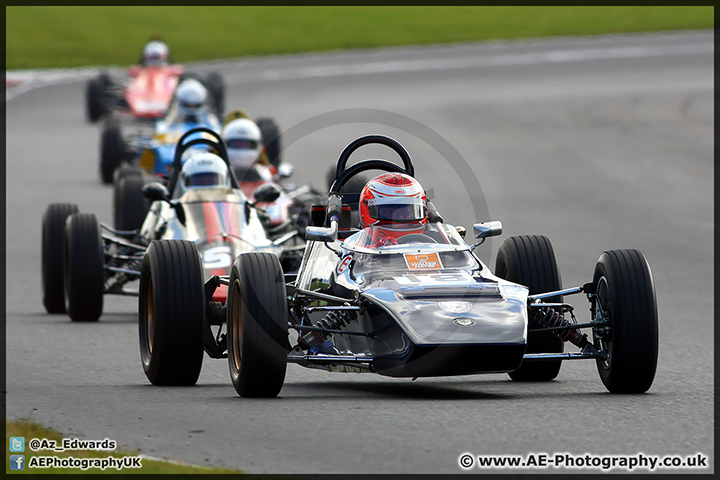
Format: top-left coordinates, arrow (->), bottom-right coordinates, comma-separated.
347,222 -> 466,250
342,222 -> 479,277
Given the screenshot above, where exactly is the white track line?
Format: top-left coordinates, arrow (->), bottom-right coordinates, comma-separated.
6,31 -> 713,101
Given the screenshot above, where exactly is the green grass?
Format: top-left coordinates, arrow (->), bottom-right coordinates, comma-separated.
6,419 -> 243,474
6,6 -> 713,69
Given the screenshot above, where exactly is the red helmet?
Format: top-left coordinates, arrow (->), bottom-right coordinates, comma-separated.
359,172 -> 427,229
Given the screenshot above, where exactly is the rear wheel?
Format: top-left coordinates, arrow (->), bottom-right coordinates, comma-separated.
139,240 -> 205,385
495,235 -> 564,381
592,249 -> 658,393
100,116 -> 129,184
64,213 -> 104,322
86,78 -> 105,123
227,252 -> 289,397
114,175 -> 148,231
113,164 -> 144,185
42,203 -> 79,313
206,72 -> 225,117
256,117 -> 282,167
96,72 -> 112,91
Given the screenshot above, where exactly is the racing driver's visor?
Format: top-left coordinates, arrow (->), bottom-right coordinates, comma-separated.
187,172 -> 224,187
180,101 -> 203,110
226,139 -> 259,150
368,196 -> 426,223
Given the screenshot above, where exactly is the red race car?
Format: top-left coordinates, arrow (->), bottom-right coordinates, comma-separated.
85,40 -> 224,123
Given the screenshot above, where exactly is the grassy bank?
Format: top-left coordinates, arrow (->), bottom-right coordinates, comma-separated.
6,6 -> 713,69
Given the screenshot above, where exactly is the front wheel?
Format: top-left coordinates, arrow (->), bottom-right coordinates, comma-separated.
495,235 -> 564,381
42,203 -> 79,313
64,213 -> 104,322
592,249 -> 658,393
206,72 -> 225,117
114,175 -> 148,232
139,240 -> 205,385
100,116 -> 128,184
227,252 -> 289,397
112,164 -> 144,185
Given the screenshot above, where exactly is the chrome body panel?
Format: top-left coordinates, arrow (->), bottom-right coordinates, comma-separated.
294,229 -> 529,377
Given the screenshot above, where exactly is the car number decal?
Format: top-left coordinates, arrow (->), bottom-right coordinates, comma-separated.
336,255 -> 353,275
203,246 -> 233,269
403,252 -> 444,271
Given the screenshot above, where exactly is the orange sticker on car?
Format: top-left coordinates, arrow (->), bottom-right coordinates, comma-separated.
403,253 -> 444,270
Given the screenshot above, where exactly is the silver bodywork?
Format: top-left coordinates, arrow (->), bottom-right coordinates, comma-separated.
293,226 -> 530,376
139,187 -> 282,282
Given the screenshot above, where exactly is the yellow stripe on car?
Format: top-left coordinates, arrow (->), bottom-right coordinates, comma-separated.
138,148 -> 156,174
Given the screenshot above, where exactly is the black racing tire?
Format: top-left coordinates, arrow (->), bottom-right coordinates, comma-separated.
592,249 -> 658,394
112,164 -> 144,185
64,213 -> 104,322
227,252 -> 289,397
495,235 -> 564,381
86,78 -> 105,123
100,116 -> 128,184
206,71 -> 225,117
256,117 -> 282,167
96,72 -> 113,91
42,203 -> 79,313
114,175 -> 148,232
139,240 -> 205,386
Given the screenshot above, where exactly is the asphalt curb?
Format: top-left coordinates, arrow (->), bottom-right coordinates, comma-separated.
5,67 -> 103,101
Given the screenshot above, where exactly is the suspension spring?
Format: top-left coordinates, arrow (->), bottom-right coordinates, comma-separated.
532,306 -> 590,349
298,308 -> 357,350
317,309 -> 356,331
105,245 -> 142,288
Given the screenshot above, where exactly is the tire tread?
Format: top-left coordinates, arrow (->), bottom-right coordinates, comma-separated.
140,240 -> 205,385
594,249 -> 658,393
65,213 -> 104,321
496,235 -> 564,381
42,203 -> 79,313
228,252 -> 288,397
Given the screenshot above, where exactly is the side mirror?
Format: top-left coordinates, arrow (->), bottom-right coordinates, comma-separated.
142,182 -> 170,202
427,201 -> 443,223
170,200 -> 186,226
306,221 -> 338,242
276,163 -> 294,179
253,183 -> 282,203
473,221 -> 502,239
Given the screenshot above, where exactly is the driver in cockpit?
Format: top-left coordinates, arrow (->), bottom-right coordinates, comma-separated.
357,172 -> 445,247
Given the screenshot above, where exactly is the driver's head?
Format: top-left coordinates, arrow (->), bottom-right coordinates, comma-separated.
143,40 -> 169,66
179,152 -> 230,194
359,172 -> 427,229
221,118 -> 262,169
175,79 -> 207,120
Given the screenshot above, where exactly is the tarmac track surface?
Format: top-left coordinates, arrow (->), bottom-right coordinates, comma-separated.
5,31 -> 714,474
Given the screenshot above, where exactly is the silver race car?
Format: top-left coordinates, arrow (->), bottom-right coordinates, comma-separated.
142,134 -> 658,396
41,128 -> 304,334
